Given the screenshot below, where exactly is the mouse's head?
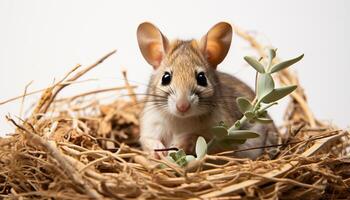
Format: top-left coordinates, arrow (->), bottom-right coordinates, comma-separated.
137,22 -> 233,118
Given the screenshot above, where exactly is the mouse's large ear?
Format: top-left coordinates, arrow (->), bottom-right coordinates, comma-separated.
199,22 -> 233,68
137,22 -> 169,69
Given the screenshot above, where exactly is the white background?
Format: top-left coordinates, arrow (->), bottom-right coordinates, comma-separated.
0,0 -> 349,136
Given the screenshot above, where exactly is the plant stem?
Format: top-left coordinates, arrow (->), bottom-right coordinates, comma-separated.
228,115 -> 248,132
207,139 -> 216,150
258,102 -> 278,113
208,115 -> 249,151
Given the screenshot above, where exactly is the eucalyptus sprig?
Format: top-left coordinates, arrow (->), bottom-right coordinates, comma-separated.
166,48 -> 304,167
209,49 -> 303,150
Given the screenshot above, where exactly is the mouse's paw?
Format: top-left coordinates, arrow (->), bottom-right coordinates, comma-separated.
152,140 -> 168,159
140,138 -> 167,159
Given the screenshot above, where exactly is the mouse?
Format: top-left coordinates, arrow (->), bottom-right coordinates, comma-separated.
136,22 -> 277,159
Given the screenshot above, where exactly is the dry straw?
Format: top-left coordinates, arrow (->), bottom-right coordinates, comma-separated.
0,27 -> 349,199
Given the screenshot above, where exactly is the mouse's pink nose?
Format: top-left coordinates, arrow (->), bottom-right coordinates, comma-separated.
176,100 -> 191,113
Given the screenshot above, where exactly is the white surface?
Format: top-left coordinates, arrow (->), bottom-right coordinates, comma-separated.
0,0 -> 349,136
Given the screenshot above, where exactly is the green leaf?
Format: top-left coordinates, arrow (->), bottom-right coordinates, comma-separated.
262,85 -> 297,103
169,150 -> 186,162
269,54 -> 304,73
218,139 -> 247,149
195,136 -> 207,159
177,157 -> 188,167
167,155 -> 176,163
257,73 -> 274,100
169,150 -> 188,167
185,155 -> 196,163
227,130 -> 260,139
268,48 -> 276,62
244,56 -> 265,73
255,117 -> 273,124
211,126 -> 228,138
244,111 -> 255,119
168,151 -> 177,161
226,139 -> 247,144
236,97 -> 253,114
176,149 -> 186,160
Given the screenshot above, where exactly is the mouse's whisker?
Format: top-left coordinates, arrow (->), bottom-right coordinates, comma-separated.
195,88 -> 215,96
124,99 -> 168,109
130,99 -> 167,106
142,103 -> 168,114
169,86 -> 177,95
118,93 -> 168,100
102,77 -> 159,93
104,76 -> 172,97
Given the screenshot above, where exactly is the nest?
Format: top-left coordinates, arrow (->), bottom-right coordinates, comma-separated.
0,28 -> 349,200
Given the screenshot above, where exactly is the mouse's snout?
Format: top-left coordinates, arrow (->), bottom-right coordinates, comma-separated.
176,98 -> 191,113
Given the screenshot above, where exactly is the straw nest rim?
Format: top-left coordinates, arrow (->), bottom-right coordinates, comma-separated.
0,26 -> 349,199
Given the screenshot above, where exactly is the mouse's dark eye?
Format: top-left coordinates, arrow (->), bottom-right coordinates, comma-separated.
161,72 -> 172,86
196,72 -> 207,87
